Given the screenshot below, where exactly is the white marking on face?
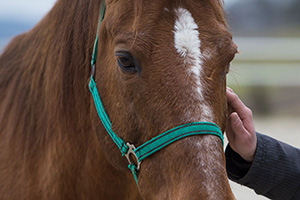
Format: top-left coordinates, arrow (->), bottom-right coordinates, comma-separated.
195,137 -> 224,198
173,7 -> 214,122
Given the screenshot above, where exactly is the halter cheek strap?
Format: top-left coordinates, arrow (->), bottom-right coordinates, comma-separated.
89,1 -> 224,185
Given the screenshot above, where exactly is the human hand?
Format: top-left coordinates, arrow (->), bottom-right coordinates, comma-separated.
226,87 -> 257,162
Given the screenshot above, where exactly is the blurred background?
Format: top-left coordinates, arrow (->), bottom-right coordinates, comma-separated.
0,0 -> 299,199
225,1 -> 300,199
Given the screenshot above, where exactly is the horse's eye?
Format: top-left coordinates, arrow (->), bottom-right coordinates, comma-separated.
119,57 -> 133,68
115,51 -> 138,73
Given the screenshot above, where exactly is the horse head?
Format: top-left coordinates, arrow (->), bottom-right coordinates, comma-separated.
0,0 -> 237,199
91,0 -> 237,199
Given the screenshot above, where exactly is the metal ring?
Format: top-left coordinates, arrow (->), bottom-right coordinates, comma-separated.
124,143 -> 141,171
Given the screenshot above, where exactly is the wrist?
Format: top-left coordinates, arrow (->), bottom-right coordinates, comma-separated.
240,136 -> 257,162
241,151 -> 255,162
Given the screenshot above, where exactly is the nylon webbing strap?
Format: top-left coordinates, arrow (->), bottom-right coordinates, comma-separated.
134,122 -> 223,162
89,77 -> 128,155
89,1 -> 129,155
91,0 -> 106,68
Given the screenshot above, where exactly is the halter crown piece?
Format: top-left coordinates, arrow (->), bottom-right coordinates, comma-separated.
89,1 -> 224,185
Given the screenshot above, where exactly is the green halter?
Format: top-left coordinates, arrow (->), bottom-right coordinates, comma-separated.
89,1 -> 224,185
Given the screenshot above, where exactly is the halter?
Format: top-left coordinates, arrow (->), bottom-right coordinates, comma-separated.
88,1 -> 224,185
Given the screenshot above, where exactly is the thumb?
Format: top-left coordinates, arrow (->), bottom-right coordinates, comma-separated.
228,112 -> 247,137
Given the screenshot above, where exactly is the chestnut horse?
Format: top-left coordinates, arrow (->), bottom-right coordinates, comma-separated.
0,0 -> 237,199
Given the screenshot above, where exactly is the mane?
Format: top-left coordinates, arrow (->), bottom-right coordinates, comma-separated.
0,0 -> 101,166
203,0 -> 227,27
213,0 -> 227,26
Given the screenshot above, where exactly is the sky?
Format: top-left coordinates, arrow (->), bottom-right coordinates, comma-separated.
0,0 -> 57,22
0,0 -> 236,23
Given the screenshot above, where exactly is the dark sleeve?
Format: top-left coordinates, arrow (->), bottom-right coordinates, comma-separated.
225,132 -> 300,200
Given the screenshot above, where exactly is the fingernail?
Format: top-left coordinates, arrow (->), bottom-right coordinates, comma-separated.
227,87 -> 234,93
232,112 -> 240,124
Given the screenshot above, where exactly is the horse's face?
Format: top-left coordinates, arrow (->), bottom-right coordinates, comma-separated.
93,0 -> 237,198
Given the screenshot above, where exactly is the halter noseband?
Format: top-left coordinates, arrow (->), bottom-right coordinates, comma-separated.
88,1 -> 224,185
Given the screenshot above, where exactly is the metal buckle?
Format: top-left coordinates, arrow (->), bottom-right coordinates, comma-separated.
125,143 -> 141,171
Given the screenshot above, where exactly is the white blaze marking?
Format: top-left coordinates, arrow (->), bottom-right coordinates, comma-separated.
174,7 -> 213,122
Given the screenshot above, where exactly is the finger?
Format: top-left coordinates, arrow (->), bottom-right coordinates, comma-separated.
226,88 -> 234,115
226,88 -> 250,121
228,112 -> 248,138
226,87 -> 233,93
226,88 -> 244,109
225,113 -> 237,150
225,112 -> 238,142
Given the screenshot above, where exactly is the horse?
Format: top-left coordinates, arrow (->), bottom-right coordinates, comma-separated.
0,0 -> 238,199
